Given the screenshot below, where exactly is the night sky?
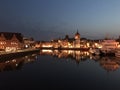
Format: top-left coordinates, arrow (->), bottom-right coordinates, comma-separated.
0,0 -> 120,40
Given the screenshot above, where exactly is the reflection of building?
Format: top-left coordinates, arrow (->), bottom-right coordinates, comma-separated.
40,49 -> 90,64
95,57 -> 120,72
40,49 -> 53,55
0,54 -> 37,72
0,32 -> 24,52
40,49 -> 120,71
90,55 -> 120,72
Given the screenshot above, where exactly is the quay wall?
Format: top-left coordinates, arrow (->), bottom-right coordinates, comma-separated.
0,49 -> 40,61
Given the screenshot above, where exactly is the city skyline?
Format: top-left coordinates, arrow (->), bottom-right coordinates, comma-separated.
1,0 -> 120,40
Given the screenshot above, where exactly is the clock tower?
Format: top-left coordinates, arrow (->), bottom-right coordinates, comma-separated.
74,30 -> 80,48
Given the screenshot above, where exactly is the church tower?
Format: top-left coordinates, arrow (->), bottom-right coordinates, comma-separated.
74,30 -> 80,48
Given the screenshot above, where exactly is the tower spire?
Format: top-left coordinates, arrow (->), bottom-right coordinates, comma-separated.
76,29 -> 79,35
77,29 -> 78,34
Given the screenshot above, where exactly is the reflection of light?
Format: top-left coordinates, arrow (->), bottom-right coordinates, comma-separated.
53,50 -> 59,55
28,59 -> 30,61
90,56 -> 92,59
54,50 -> 58,52
16,64 -> 18,66
62,50 -> 67,53
35,56 -> 38,59
5,61 -> 10,63
68,50 -> 73,54
32,54 -> 36,56
86,52 -> 89,55
12,59 -> 16,62
42,49 -> 53,53
25,56 -> 28,58
75,51 -> 80,55
40,49 -> 90,61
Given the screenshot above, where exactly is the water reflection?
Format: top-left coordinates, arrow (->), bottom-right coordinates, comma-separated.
92,56 -> 120,72
40,49 -> 120,72
0,54 -> 37,72
40,50 -> 90,63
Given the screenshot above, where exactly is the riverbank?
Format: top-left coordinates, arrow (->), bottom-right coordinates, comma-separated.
0,49 -> 40,60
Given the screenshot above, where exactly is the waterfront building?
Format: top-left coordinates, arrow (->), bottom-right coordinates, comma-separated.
41,41 -> 53,48
35,41 -> 41,48
91,40 -> 102,48
80,38 -> 90,48
100,39 -> 119,52
57,31 -> 81,48
73,30 -> 80,48
0,32 -> 24,52
59,35 -> 72,48
23,37 -> 35,48
36,30 -> 90,49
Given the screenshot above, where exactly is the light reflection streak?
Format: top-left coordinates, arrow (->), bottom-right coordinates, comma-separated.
0,54 -> 37,72
40,49 -> 120,72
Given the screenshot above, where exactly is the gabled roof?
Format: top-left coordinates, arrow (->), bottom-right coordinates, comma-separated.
0,32 -> 23,43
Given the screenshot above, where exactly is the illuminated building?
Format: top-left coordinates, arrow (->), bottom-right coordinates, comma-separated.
36,30 -> 91,49
80,38 -> 89,48
41,41 -> 53,48
0,32 -> 24,52
23,37 -> 35,48
73,30 -> 80,48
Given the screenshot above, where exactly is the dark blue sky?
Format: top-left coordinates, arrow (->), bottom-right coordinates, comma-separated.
0,0 -> 120,40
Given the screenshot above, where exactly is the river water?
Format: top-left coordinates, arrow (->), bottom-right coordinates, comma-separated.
0,50 -> 120,89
